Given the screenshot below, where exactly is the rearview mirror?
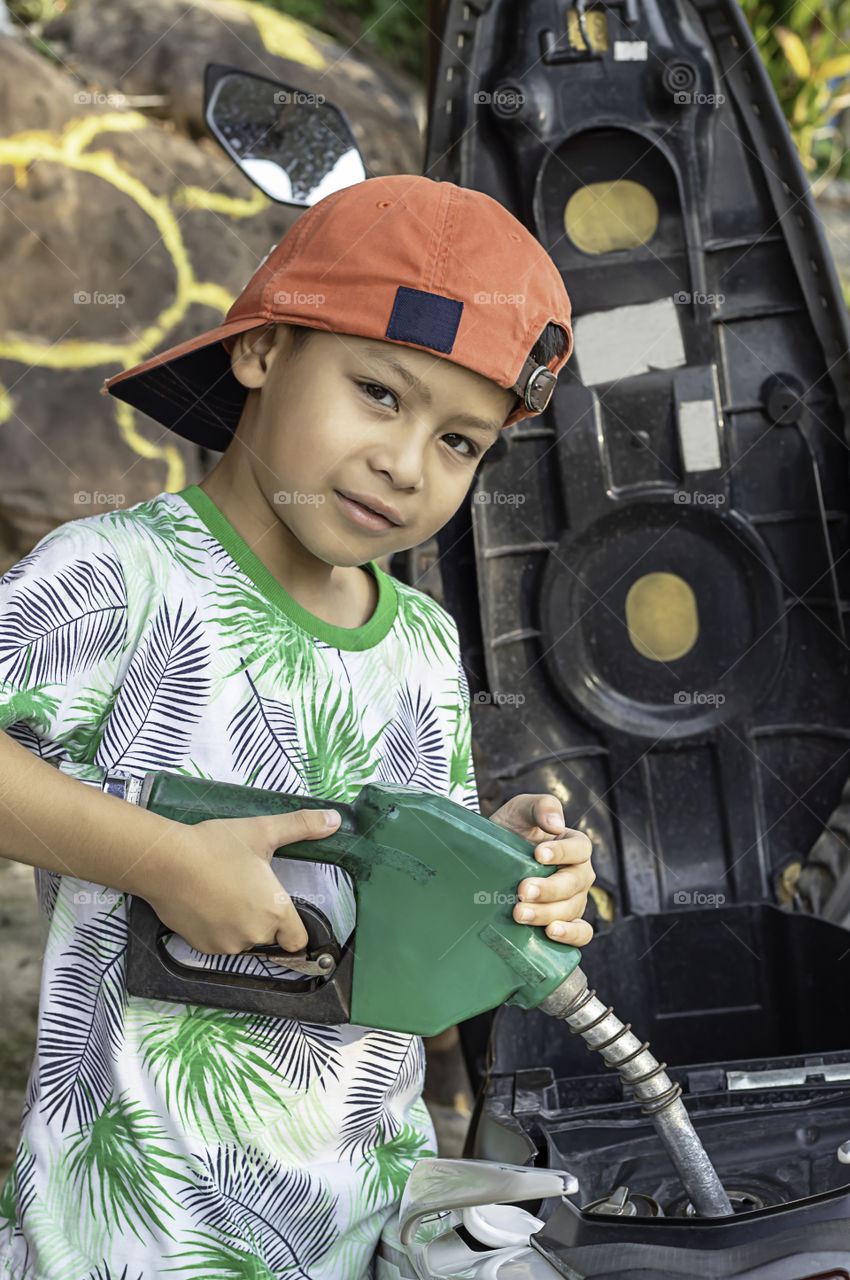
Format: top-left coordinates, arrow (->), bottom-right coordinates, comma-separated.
204,63 -> 367,207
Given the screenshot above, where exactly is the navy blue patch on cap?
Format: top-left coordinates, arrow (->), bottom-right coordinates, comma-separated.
385,286 -> 463,354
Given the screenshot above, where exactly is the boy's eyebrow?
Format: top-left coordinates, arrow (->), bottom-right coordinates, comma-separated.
361,346 -> 504,438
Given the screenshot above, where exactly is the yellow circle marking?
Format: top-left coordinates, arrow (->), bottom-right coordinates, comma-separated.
625,571 -> 699,662
565,180 -> 659,254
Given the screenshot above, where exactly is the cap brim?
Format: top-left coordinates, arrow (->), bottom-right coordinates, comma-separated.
103,316 -> 269,452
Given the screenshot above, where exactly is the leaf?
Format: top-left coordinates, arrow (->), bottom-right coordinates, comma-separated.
39,906 -> 128,1133
213,573 -> 320,686
393,586 -> 458,666
775,24 -> 812,78
0,552 -> 126,689
357,1122 -> 435,1209
296,679 -> 386,800
97,597 -> 211,771
246,1014 -> 343,1095
337,1032 -> 420,1165
65,1091 -> 191,1244
228,667 -> 309,792
814,52 -> 850,82
167,1145 -> 338,1278
375,684 -> 449,792
129,1005 -> 295,1142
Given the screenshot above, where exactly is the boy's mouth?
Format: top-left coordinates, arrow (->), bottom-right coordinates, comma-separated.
334,489 -> 404,531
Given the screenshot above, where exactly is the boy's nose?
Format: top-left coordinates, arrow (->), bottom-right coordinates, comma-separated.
371,431 -> 427,492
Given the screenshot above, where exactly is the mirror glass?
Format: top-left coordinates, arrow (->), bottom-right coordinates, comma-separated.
205,69 -> 366,206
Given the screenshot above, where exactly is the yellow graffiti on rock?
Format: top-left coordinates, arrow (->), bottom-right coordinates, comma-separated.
0,112 -> 273,491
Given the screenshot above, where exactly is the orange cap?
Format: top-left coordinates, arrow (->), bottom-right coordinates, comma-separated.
104,174 -> 573,452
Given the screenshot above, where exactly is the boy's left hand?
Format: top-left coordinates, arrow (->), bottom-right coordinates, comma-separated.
488,794 -> 595,947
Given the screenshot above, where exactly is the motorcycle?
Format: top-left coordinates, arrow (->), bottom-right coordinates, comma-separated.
196,0 -> 850,1267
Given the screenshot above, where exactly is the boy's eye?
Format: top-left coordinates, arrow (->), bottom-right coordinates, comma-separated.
443,433 -> 479,459
360,381 -> 398,411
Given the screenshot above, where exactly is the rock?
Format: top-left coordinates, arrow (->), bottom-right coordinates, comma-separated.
43,0 -> 425,172
0,14 -> 423,567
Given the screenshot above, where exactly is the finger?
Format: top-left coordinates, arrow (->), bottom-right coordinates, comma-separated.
533,831 -> 593,867
514,888 -> 591,927
533,795 -> 566,836
545,918 -> 594,947
518,863 -> 595,904
263,807 -> 341,857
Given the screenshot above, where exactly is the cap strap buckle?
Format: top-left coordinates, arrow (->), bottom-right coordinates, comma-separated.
513,355 -> 557,413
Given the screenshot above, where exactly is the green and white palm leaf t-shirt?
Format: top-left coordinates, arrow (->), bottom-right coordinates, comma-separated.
0,484 -> 480,1280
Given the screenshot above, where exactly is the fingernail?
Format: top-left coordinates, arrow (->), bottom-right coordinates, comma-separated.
519,907 -> 535,922
524,885 -> 540,900
538,847 -> 554,862
322,809 -> 341,827
550,922 -> 566,937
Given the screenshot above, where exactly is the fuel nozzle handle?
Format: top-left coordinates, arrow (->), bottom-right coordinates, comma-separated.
539,967 -> 733,1219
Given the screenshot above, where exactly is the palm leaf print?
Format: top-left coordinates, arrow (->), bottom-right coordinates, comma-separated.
128,1006 -> 294,1142
394,586 -> 458,666
337,1032 -> 421,1165
0,684 -> 60,736
296,680 -> 386,800
376,685 -> 449,792
246,1014 -> 342,1095
165,1231 -> 278,1279
359,1122 -> 435,1209
65,1091 -> 191,1244
212,573 -> 321,686
228,668 -> 309,792
167,1145 -> 338,1278
0,551 -> 126,688
62,674 -> 122,764
98,597 -> 210,771
110,500 -> 207,581
39,907 -> 128,1132
86,1267 -> 145,1280
0,1140 -> 35,1232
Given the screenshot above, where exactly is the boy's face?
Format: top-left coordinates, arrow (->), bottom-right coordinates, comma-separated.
225,324 -> 516,568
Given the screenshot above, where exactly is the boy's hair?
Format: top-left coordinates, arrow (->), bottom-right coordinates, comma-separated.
284,319 -> 570,420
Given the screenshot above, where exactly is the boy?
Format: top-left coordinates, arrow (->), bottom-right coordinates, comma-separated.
0,175 -> 594,1278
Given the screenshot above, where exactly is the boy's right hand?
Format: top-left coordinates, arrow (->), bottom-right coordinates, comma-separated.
139,808 -> 342,957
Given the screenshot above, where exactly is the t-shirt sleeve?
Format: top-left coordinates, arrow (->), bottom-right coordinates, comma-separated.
0,523 -> 128,786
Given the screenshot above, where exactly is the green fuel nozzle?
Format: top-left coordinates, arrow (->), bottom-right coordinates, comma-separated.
118,768 -> 733,1219
122,769 -> 579,1035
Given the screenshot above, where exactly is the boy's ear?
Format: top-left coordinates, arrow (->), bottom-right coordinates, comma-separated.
229,323 -> 281,389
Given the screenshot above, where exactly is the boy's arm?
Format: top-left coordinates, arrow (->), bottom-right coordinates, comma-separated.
0,727 -> 184,895
0,727 -> 339,955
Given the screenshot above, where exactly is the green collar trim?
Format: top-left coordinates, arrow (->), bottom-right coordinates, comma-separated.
177,484 -> 398,651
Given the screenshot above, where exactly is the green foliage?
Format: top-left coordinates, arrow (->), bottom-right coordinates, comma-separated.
739,0 -> 850,180
259,0 -> 429,80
